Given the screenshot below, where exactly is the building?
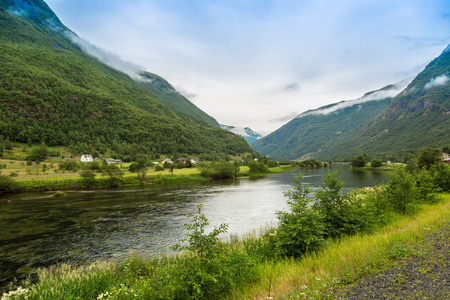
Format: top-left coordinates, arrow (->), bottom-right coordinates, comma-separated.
81,155 -> 93,163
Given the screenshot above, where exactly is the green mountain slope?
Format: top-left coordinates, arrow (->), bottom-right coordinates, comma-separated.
328,45 -> 450,161
138,72 -> 219,128
0,0 -> 251,157
252,81 -> 410,160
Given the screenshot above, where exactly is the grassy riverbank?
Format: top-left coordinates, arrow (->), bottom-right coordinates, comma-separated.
3,165 -> 449,300
0,157 -> 296,193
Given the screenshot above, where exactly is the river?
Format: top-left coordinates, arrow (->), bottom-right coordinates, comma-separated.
0,165 -> 389,289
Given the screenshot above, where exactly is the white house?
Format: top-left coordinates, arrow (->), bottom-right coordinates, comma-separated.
81,155 -> 93,163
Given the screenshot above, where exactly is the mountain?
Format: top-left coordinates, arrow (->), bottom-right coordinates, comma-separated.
138,72 -> 219,128
0,0 -> 252,157
328,44 -> 450,161
252,80 -> 411,161
220,125 -> 263,145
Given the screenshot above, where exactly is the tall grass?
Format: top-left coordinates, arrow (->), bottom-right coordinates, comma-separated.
229,194 -> 450,299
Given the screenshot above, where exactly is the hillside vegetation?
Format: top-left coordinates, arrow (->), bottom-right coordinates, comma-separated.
253,87 -> 394,160
0,0 -> 251,159
254,44 -> 450,162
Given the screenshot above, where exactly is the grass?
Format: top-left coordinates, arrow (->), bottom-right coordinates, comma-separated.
1,155 -> 296,193
229,194 -> 450,299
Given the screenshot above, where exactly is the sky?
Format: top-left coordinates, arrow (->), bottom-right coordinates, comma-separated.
45,0 -> 450,135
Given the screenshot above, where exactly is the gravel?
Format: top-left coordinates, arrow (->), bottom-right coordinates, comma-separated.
338,225 -> 450,299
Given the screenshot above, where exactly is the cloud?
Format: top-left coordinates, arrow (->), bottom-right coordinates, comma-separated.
283,83 -> 300,93
64,32 -> 146,80
424,74 -> 450,89
297,78 -> 413,118
270,111 -> 300,123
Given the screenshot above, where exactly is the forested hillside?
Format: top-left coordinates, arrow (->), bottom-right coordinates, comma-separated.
252,82 -> 407,160
0,0 -> 252,158
329,45 -> 450,161
254,43 -> 450,162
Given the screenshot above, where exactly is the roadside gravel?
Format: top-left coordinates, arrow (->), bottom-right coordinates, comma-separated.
338,225 -> 450,299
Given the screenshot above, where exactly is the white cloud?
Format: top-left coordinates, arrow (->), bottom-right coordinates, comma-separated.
44,0 -> 450,133
424,75 -> 450,89
297,78 -> 413,118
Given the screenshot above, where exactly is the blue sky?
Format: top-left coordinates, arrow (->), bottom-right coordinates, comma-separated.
46,0 -> 450,134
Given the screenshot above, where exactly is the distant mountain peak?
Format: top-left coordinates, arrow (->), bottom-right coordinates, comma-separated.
220,125 -> 263,145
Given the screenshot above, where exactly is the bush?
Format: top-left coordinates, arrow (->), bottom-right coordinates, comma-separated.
59,160 -> 80,172
154,164 -> 164,171
430,163 -> 450,192
247,161 -> 268,173
0,174 -> 17,192
80,170 -> 97,187
276,174 -> 325,257
371,159 -> 383,168
385,169 -> 418,214
102,164 -> 124,187
351,154 -> 367,168
199,161 -> 236,179
417,147 -> 442,169
168,205 -> 255,299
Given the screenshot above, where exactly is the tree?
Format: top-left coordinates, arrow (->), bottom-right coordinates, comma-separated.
371,159 -> 383,168
351,154 -> 367,168
80,170 -> 97,187
171,204 -> 228,259
276,174 -> 324,257
417,148 -> 442,169
385,169 -> 417,214
102,164 -> 124,187
313,171 -> 346,238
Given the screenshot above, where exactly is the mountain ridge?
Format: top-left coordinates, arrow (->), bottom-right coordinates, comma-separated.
252,79 -> 413,160
0,0 -> 252,158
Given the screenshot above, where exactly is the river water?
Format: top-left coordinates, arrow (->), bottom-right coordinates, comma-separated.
0,165 -> 389,289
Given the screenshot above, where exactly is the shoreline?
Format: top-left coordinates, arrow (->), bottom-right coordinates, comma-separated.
0,165 -> 299,196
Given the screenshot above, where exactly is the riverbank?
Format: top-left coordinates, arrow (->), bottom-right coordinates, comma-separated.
0,161 -> 296,194
2,165 -> 448,299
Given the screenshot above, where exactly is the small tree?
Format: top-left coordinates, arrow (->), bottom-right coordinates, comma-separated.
313,171 -> 346,238
172,204 -> 228,259
417,148 -> 442,169
102,164 -> 124,187
80,170 -> 97,187
385,169 -> 417,214
276,174 -> 324,257
351,154 -> 367,168
371,159 -> 383,168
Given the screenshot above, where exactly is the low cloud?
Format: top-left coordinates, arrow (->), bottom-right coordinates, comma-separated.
270,111 -> 299,123
7,0 -> 146,81
65,32 -> 145,80
424,74 -> 449,89
297,78 -> 413,118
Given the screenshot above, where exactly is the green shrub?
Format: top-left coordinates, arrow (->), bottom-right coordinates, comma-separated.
247,160 -> 269,173
154,164 -> 164,171
430,163 -> 450,192
371,159 -> 383,168
80,170 -> 97,188
276,174 -> 325,257
351,154 -> 367,168
0,174 -> 18,192
59,160 -> 80,172
385,169 -> 418,214
199,161 -> 235,179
